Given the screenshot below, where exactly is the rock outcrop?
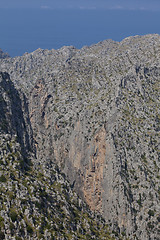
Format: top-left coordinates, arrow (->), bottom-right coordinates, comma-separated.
0,34 -> 160,239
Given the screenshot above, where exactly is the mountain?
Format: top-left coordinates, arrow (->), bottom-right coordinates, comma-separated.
0,49 -> 10,59
0,34 -> 160,240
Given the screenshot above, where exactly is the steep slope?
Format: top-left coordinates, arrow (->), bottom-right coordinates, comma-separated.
0,34 -> 160,239
0,72 -> 116,239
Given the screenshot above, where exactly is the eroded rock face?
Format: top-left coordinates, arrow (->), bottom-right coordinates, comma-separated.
0,34 -> 160,239
0,72 -> 114,240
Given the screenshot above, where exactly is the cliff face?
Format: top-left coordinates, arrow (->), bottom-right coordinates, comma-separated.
0,72 -> 115,240
0,72 -> 33,157
0,34 -> 160,239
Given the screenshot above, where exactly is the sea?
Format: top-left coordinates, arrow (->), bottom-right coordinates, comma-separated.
0,9 -> 160,57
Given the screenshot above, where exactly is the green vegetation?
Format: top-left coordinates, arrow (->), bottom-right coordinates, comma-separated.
9,208 -> 18,222
26,223 -> 34,234
0,175 -> 7,182
148,210 -> 155,217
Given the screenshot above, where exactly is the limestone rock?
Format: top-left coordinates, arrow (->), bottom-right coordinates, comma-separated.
0,72 -> 115,239
0,34 -> 160,239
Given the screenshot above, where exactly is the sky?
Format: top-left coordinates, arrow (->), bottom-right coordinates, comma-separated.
1,0 -> 160,57
1,0 -> 160,11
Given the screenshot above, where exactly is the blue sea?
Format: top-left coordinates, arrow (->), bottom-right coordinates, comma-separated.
0,9 -> 160,57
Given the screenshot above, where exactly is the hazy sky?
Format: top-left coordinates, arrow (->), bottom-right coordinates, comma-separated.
1,0 -> 160,11
1,0 -> 160,56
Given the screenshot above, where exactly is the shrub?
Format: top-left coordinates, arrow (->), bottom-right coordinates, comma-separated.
9,222 -> 15,233
0,216 -> 4,227
0,175 -> 7,182
148,210 -> 155,217
15,237 -> 22,240
0,230 -> 5,239
147,221 -> 154,229
26,224 -> 33,234
10,209 -> 18,222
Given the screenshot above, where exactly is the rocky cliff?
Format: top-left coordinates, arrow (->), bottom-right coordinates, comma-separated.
0,34 -> 160,240
0,72 -> 115,239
